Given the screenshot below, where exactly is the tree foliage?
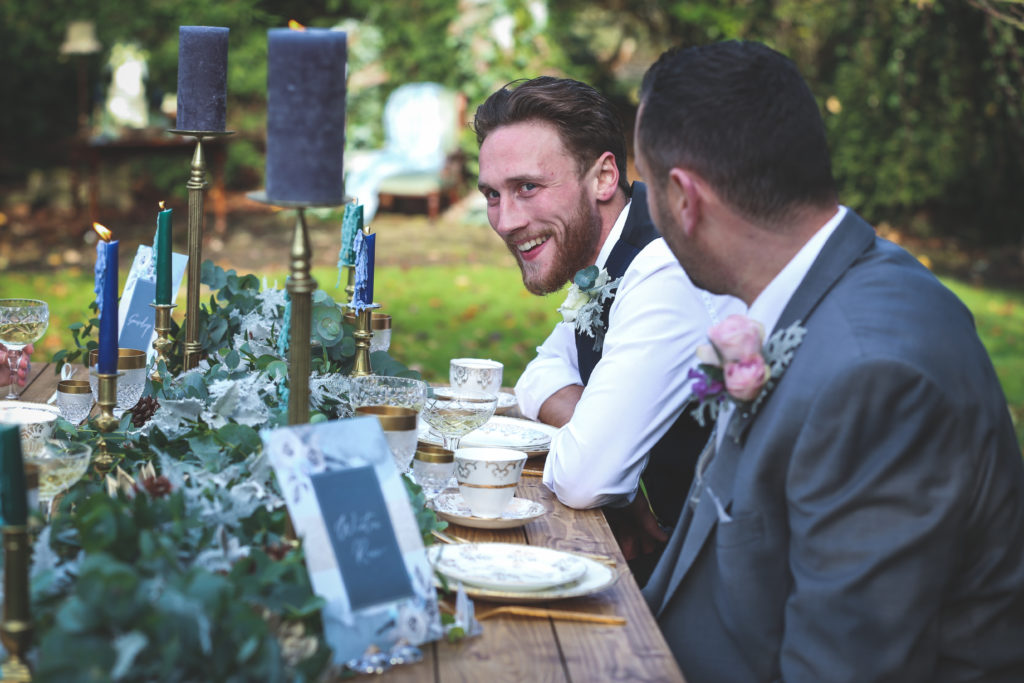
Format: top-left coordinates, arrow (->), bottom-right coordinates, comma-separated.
1,0 -> 1021,244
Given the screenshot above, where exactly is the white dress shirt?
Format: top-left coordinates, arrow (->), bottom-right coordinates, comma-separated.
516,200 -> 744,509
715,205 -> 848,447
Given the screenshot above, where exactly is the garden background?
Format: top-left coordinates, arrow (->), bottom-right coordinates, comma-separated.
1,0 -> 1022,445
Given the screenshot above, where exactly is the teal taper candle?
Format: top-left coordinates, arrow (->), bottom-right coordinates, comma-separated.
155,203 -> 173,304
0,425 -> 27,526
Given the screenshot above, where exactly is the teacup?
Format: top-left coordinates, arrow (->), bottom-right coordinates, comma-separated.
449,358 -> 503,395
454,447 -> 526,518
0,401 -> 61,458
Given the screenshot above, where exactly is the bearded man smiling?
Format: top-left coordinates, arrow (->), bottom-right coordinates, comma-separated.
473,77 -> 743,584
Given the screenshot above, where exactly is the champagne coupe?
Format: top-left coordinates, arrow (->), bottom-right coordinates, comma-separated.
348,375 -> 429,413
0,299 -> 49,399
26,439 -> 92,520
420,388 -> 497,452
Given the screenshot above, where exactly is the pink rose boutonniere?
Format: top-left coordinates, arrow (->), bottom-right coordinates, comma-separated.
688,314 -> 807,431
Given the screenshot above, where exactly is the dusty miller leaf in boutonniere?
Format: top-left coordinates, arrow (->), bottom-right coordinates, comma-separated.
558,265 -> 621,352
687,314 -> 807,439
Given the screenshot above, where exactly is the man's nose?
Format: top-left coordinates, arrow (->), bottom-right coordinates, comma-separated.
492,196 -> 527,237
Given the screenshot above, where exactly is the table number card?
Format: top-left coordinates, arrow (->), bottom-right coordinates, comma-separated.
118,245 -> 187,357
263,417 -> 443,664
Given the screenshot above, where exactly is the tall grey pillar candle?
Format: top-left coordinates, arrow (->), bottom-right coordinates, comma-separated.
265,27 -> 347,205
176,26 -> 229,132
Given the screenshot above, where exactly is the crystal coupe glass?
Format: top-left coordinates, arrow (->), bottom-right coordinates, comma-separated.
420,388 -> 497,451
0,299 -> 49,399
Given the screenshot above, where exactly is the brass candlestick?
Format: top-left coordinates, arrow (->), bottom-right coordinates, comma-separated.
348,303 -> 380,377
149,303 -> 176,378
247,192 -> 345,425
1,526 -> 32,682
286,208 -> 316,425
168,129 -> 234,370
92,372 -> 119,475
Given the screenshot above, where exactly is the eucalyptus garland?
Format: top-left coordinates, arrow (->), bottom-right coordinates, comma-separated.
31,260 -> 447,680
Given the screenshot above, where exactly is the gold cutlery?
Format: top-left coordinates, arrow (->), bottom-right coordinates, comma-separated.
474,605 -> 625,625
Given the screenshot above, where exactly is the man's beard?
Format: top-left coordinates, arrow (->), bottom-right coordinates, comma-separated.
511,194 -> 603,295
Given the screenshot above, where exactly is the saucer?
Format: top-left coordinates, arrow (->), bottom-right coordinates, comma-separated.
432,491 -> 546,530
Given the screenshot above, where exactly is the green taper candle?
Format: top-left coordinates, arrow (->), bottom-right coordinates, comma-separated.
155,201 -> 173,305
0,425 -> 27,526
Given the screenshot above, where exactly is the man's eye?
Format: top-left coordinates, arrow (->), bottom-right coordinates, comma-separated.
483,189 -> 499,200
519,183 -> 537,194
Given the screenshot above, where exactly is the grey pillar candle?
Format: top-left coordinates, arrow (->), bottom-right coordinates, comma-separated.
176,26 -> 229,132
265,27 -> 347,204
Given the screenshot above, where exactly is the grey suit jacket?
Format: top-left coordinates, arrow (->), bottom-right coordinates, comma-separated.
644,211 -> 1024,682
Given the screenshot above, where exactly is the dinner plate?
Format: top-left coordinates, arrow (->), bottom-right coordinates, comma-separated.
429,546 -> 620,603
419,416 -> 555,457
431,491 -> 546,530
428,543 -> 588,592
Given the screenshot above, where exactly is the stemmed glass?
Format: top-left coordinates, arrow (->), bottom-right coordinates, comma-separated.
25,439 -> 92,520
0,299 -> 49,399
420,388 -> 497,452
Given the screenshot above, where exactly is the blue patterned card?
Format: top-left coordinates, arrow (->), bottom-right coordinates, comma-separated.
263,417 -> 442,664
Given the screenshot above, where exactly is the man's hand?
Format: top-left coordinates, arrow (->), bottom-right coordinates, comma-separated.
0,343 -> 33,388
537,384 -> 584,428
606,493 -> 670,561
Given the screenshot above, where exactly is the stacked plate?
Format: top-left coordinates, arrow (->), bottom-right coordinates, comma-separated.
418,416 -> 555,457
428,542 -> 619,603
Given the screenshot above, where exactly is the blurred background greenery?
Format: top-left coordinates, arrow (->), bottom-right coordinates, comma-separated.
2,0 -> 1024,245
0,0 -> 1022,444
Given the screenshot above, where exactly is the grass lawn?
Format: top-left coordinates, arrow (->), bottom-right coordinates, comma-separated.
3,264 -> 1022,446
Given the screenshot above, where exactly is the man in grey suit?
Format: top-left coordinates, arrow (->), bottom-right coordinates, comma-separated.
635,41 -> 1024,681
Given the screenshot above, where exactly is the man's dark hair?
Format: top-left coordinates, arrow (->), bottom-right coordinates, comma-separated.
473,76 -> 631,196
638,41 -> 836,225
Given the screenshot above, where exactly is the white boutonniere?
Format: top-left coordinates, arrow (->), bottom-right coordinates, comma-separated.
558,265 -> 621,352
687,314 -> 807,439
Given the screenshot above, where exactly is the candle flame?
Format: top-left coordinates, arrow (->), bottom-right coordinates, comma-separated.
288,19 -> 306,31
159,200 -> 166,210
92,222 -> 112,241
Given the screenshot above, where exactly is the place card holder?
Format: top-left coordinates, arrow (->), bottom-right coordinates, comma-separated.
263,417 -> 443,667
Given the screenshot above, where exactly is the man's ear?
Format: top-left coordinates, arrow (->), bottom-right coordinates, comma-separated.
668,167 -> 703,237
592,151 -> 620,202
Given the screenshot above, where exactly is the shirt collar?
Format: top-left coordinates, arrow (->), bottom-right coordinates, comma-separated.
747,205 -> 847,333
594,199 -> 631,268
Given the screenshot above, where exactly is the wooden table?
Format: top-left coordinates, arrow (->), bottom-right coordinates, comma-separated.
18,364 -> 684,682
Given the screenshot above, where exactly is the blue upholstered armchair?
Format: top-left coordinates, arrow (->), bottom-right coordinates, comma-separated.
344,82 -> 466,222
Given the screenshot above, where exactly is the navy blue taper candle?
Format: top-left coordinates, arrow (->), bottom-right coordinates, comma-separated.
265,26 -> 347,204
176,26 -> 229,131
0,425 -> 27,526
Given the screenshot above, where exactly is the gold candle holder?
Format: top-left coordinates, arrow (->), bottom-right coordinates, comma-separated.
1,526 -> 32,682
348,304 -> 380,377
168,129 -> 234,371
245,191 -> 346,426
286,208 -> 316,426
92,372 -> 119,475
149,303 -> 176,378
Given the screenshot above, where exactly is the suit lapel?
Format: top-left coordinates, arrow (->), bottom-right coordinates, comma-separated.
657,212 -> 878,609
659,422 -> 742,612
727,211 -> 877,445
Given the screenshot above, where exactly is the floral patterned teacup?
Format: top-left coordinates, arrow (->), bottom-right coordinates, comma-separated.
449,358 -> 503,395
453,447 -> 526,518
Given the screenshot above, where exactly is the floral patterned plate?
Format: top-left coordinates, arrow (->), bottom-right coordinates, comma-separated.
428,543 -> 588,592
431,491 -> 546,530
428,547 -> 620,603
418,416 -> 555,457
